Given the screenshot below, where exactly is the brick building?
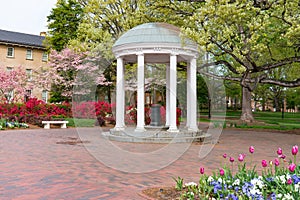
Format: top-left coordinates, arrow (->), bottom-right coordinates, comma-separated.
0,29 -> 49,102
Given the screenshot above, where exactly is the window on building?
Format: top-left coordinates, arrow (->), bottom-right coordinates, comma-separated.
26,49 -> 33,60
26,69 -> 32,81
42,52 -> 48,62
25,90 -> 32,102
5,90 -> 14,103
42,90 -> 48,103
6,67 -> 13,72
7,47 -> 14,57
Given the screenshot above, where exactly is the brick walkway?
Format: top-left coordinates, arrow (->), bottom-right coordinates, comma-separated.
0,127 -> 299,199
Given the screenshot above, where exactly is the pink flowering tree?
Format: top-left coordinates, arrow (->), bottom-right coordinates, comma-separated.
40,48 -> 111,102
0,66 -> 32,103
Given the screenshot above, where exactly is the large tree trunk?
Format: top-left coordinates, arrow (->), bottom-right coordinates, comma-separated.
240,86 -> 254,122
274,96 -> 281,112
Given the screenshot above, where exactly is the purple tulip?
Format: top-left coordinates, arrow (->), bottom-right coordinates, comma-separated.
279,154 -> 286,159
277,148 -> 282,155
200,167 -> 205,174
287,178 -> 293,185
220,168 -> 225,176
274,158 -> 280,166
292,145 -> 298,156
229,157 -> 235,163
223,153 -> 227,159
249,146 -> 255,154
238,154 -> 245,162
262,160 -> 268,168
289,163 -> 296,173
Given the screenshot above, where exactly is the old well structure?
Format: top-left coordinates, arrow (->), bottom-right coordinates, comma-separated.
106,22 -> 208,143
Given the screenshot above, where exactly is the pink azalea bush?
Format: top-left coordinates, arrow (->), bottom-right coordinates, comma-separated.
125,105 -> 181,126
176,145 -> 300,199
0,98 -> 116,127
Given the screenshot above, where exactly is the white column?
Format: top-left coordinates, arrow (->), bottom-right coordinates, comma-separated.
114,57 -> 125,130
167,54 -> 179,132
165,63 -> 170,127
186,61 -> 191,129
135,53 -> 146,132
188,57 -> 198,131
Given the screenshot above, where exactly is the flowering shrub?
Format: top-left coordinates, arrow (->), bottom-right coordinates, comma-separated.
125,105 -> 181,126
176,145 -> 300,199
0,98 -> 115,127
72,101 -> 113,119
125,106 -> 151,125
0,98 -> 71,117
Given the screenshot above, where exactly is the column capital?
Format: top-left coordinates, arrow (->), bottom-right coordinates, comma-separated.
135,48 -> 144,55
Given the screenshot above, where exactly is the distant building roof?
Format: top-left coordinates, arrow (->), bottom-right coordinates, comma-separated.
0,29 -> 45,49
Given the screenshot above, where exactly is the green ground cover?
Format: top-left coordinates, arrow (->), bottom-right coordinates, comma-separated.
199,111 -> 300,131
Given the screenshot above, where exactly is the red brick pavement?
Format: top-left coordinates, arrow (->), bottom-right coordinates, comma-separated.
0,127 -> 299,199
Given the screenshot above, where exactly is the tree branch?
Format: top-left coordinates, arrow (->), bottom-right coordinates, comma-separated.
258,56 -> 300,71
260,78 -> 300,87
200,60 -> 239,74
210,38 -> 246,69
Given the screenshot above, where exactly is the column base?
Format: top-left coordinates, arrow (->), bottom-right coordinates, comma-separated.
188,126 -> 199,132
113,126 -> 125,131
135,126 -> 146,132
167,127 -> 179,132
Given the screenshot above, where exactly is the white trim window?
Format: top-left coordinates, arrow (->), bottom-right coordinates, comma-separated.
6,90 -> 14,103
7,47 -> 14,57
42,52 -> 48,62
26,49 -> 33,60
42,90 -> 48,103
26,69 -> 32,81
6,67 -> 13,72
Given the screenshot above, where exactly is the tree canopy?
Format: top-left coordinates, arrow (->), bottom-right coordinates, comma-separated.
46,0 -> 84,51
46,0 -> 300,119
179,0 -> 300,121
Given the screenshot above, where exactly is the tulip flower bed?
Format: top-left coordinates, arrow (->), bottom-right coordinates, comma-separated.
182,145 -> 299,199
143,145 -> 300,199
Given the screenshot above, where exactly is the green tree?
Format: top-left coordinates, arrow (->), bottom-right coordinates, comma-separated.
181,0 -> 300,121
46,0 -> 84,51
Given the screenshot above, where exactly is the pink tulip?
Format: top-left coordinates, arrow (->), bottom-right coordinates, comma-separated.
274,158 -> 280,166
292,145 -> 298,155
277,148 -> 282,155
229,157 -> 235,163
262,160 -> 268,167
289,163 -> 296,172
287,178 -> 293,185
200,167 -> 205,174
279,154 -> 286,159
220,168 -> 225,176
238,154 -> 245,162
249,146 -> 255,154
223,153 -> 227,159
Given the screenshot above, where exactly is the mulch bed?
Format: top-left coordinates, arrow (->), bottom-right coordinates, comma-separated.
140,186 -> 185,200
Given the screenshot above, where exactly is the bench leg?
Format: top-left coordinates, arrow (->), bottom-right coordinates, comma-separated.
61,123 -> 67,128
44,123 -> 50,129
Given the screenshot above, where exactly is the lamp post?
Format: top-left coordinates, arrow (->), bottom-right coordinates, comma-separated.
281,95 -> 285,119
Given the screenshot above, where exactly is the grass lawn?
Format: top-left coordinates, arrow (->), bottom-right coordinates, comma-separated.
64,111 -> 300,131
199,111 -> 300,131
65,118 -> 96,127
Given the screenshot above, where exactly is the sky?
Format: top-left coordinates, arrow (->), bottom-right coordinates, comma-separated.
0,0 -> 57,35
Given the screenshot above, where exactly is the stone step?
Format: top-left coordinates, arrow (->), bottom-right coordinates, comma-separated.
102,129 -> 212,143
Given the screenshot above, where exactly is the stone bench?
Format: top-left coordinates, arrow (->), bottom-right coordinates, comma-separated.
42,121 -> 69,129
